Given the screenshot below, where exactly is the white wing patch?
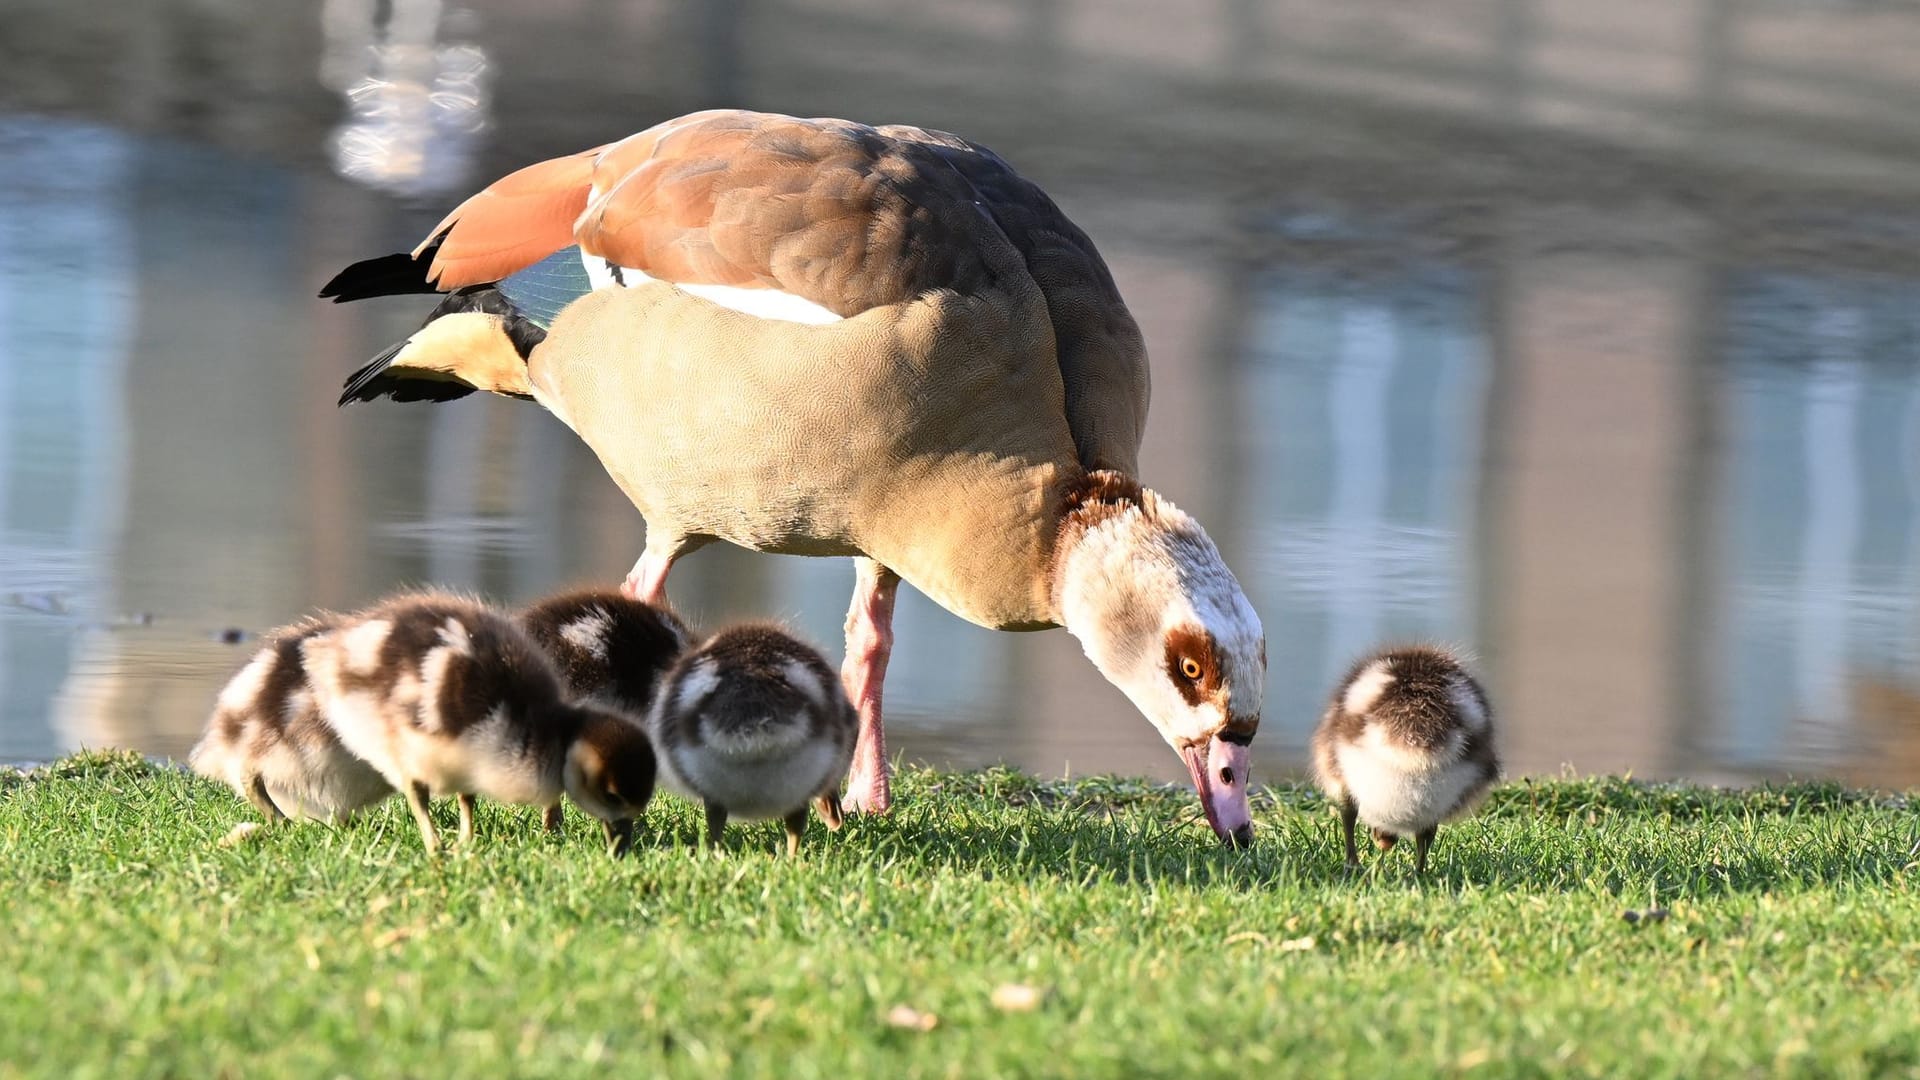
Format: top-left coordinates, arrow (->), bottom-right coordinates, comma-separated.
436,617 -> 472,655
216,648 -> 279,714
1342,660 -> 1396,716
339,620 -> 394,675
781,659 -> 827,709
560,610 -> 614,661
1449,676 -> 1489,731
582,255 -> 844,325
672,658 -> 722,715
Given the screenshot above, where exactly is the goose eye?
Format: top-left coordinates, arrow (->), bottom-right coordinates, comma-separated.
1179,657 -> 1202,681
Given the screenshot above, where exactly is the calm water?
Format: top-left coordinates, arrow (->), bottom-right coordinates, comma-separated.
3,0 -> 1919,789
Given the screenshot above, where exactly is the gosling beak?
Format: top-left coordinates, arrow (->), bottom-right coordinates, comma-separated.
603,817 -> 634,858
1179,736 -> 1254,848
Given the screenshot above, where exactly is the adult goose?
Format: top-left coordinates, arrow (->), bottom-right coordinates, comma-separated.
320,109 -> 1265,845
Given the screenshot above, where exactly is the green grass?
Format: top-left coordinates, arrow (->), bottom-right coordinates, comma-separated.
3,751 -> 1918,1079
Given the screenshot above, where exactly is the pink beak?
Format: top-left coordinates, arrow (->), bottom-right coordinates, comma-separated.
1180,737 -> 1254,848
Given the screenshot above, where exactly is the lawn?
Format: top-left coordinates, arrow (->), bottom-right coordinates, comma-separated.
2,751 -> 1917,1078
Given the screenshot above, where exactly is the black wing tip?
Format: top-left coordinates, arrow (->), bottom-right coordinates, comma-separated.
337,341 -> 410,406
318,234 -> 449,303
339,340 -> 479,406
319,252 -> 436,303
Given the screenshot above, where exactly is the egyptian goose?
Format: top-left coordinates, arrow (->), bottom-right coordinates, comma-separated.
516,587 -> 689,831
189,613 -> 394,823
649,623 -> 855,855
320,109 -> 1265,845
1311,646 -> 1501,873
300,592 -> 655,855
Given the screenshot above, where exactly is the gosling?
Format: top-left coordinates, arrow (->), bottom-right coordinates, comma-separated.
517,587 -> 690,832
301,593 -> 655,855
1311,645 -> 1500,873
189,613 -> 393,823
649,623 -> 856,855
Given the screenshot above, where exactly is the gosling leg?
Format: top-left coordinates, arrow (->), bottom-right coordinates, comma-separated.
1338,797 -> 1359,870
1414,826 -> 1438,875
245,774 -> 288,823
814,789 -> 844,832
406,781 -> 439,855
456,793 -> 477,846
703,800 -> 728,852
783,806 -> 809,857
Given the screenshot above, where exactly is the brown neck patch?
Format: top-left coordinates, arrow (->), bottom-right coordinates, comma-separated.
1051,469 -> 1147,600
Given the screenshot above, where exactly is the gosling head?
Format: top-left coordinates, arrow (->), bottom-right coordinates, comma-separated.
563,707 -> 657,856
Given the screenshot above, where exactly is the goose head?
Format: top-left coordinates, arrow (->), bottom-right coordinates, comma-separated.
1056,476 -> 1264,847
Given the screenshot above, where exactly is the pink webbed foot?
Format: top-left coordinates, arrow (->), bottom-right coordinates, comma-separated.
842,757 -> 893,815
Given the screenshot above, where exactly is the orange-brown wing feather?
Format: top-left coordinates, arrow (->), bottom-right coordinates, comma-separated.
575,112 -> 1004,316
876,125 -> 1149,471
417,145 -> 609,288
405,109 -> 1147,470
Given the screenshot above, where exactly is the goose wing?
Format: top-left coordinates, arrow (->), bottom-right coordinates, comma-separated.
417,110 -> 1148,470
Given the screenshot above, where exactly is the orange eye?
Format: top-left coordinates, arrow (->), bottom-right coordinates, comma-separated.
1179,657 -> 1202,681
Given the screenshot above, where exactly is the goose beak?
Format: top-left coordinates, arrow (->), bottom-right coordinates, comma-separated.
1180,737 -> 1254,848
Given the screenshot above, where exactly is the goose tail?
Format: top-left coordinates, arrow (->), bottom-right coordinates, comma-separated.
337,286 -> 545,406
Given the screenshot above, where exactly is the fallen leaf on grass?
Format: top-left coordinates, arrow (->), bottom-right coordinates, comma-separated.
372,926 -> 424,950
990,984 -> 1045,1012
886,1005 -> 938,1031
217,822 -> 262,848
1278,936 -> 1317,952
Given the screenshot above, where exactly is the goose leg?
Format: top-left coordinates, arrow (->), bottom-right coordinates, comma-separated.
622,547 -> 677,604
840,559 -> 900,814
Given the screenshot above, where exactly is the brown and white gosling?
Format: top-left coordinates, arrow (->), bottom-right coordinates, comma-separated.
300,593 -> 656,855
649,623 -> 856,855
189,614 -> 394,823
1311,646 -> 1500,874
517,587 -> 690,831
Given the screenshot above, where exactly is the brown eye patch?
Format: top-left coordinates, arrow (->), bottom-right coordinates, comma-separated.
1163,628 -> 1221,707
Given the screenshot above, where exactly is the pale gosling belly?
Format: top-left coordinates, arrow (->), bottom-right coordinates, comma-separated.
664,736 -> 842,821
1334,742 -> 1488,838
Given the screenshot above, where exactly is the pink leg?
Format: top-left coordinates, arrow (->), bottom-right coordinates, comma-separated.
841,559 -> 900,814
622,548 -> 675,604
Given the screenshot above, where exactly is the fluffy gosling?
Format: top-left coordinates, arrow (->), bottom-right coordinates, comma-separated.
189,613 -> 393,823
649,623 -> 856,855
1311,645 -> 1500,873
517,587 -> 688,832
517,588 -> 690,714
301,593 -> 655,855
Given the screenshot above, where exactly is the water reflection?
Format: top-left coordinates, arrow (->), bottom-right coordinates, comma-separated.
1239,260 -> 1488,751
323,0 -> 491,198
1717,273 -> 1920,783
2,0 -> 1920,790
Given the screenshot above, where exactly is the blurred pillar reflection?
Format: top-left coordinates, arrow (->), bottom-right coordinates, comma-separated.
1488,210 -> 1702,776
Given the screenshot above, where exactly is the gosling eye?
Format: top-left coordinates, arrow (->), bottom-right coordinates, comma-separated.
1179,656 -> 1203,682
